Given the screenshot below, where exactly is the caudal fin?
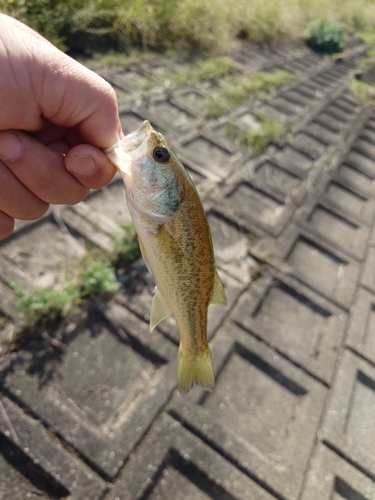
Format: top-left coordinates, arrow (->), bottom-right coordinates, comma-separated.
178,346 -> 215,394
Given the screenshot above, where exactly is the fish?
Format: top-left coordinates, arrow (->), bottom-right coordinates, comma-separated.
105,121 -> 226,393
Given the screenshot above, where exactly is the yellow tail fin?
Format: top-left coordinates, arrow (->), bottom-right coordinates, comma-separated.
178,346 -> 215,394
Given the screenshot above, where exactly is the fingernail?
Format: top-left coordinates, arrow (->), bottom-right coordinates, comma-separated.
0,131 -> 22,161
67,155 -> 97,176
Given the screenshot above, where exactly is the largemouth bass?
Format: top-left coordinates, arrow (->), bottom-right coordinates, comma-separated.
105,121 -> 226,393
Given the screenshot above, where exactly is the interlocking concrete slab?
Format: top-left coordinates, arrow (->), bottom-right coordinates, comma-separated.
0,217 -> 86,289
301,444 -> 375,500
360,246 -> 375,294
0,395 -> 106,500
346,287 -> 375,366
234,271 -> 346,384
0,306 -> 176,479
167,322 -> 326,500
322,349 -> 375,482
216,180 -> 296,237
272,224 -> 360,309
295,197 -> 370,261
314,174 -> 375,226
106,413 -> 276,500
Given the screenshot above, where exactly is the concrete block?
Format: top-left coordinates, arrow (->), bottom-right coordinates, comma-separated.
346,287 -> 375,365
295,197 -> 370,261
322,349 -> 375,481
0,395 -> 105,500
274,146 -> 314,173
214,179 -> 296,238
274,225 -> 360,309
314,175 -> 375,225
0,306 -> 176,479
301,444 -> 375,500
106,413 -> 276,500
360,247 -> 375,294
348,149 -> 375,177
168,323 -> 326,500
234,271 -> 346,383
290,132 -> 327,160
335,162 -> 375,199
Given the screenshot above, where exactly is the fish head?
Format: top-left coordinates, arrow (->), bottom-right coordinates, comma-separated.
105,121 -> 182,222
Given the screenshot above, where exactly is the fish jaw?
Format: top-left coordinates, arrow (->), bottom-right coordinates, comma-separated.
104,120 -> 152,177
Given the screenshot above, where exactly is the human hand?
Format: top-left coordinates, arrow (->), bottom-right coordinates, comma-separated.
0,14 -> 122,240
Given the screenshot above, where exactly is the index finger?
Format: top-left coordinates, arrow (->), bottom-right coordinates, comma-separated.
0,15 -> 122,149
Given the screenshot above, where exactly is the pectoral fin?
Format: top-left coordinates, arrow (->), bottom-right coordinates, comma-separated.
138,236 -> 151,272
210,271 -> 227,306
150,287 -> 171,331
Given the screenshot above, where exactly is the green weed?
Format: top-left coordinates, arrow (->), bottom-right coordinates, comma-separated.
8,224 -> 142,329
225,115 -> 288,156
15,285 -> 80,324
80,262 -> 119,297
356,30 -> 375,46
207,70 -> 294,118
173,57 -> 240,85
305,19 -> 347,53
349,78 -> 375,105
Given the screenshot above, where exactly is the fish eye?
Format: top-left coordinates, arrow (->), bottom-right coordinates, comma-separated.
153,146 -> 170,163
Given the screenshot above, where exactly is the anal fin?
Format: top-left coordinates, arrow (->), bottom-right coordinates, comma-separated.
150,287 -> 170,331
210,271 -> 227,306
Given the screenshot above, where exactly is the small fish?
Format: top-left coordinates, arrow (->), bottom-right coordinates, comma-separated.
105,121 -> 226,393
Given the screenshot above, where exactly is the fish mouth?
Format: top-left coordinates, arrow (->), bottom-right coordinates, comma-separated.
105,120 -> 152,176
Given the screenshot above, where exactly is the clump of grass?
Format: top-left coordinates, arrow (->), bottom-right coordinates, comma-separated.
114,237 -> 141,262
173,56 -> 240,85
112,222 -> 141,263
356,30 -> 375,46
80,262 -> 119,297
349,78 -> 375,105
305,19 -> 347,53
8,223 -> 141,328
225,114 -> 288,156
207,70 -> 294,118
15,285 -> 80,324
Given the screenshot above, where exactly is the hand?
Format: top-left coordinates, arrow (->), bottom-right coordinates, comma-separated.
0,14 -> 122,240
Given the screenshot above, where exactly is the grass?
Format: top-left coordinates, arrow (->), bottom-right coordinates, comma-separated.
9,225 -> 140,328
349,78 -> 375,105
225,114 -> 289,156
3,0 -> 375,55
305,18 -> 347,53
356,30 -> 375,46
207,70 -> 294,118
15,285 -> 80,324
172,57 -> 240,85
80,262 -> 119,297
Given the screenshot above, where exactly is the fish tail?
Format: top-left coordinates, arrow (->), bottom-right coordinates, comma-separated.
177,345 -> 215,394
